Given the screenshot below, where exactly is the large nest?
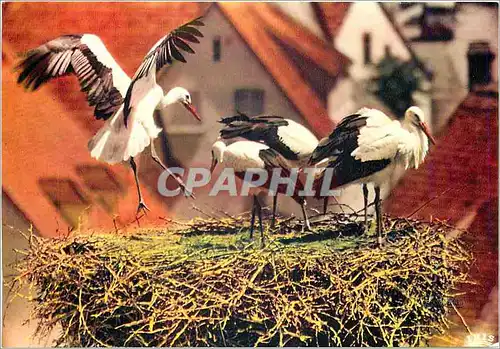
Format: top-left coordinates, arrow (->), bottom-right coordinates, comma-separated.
9,213 -> 471,347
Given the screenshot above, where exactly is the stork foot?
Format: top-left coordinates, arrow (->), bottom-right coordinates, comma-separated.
377,236 -> 385,248
136,201 -> 150,216
301,219 -> 312,233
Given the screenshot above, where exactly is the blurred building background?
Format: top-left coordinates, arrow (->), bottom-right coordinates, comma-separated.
2,2 -> 498,346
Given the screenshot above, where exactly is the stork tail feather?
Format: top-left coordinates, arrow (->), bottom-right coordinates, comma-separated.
88,115 -> 153,164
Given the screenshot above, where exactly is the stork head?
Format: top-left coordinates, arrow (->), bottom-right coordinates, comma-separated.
161,87 -> 202,121
405,106 -> 436,145
210,140 -> 226,173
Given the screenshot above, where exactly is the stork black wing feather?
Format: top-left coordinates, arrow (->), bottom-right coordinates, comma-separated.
188,17 -> 205,26
173,37 -> 195,54
175,31 -> 200,44
131,17 -> 204,81
219,113 -> 298,160
259,148 -> 292,173
309,113 -> 367,165
169,44 -> 186,63
16,34 -> 124,120
179,26 -> 204,38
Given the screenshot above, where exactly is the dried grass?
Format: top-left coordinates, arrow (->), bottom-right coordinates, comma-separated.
9,213 -> 471,347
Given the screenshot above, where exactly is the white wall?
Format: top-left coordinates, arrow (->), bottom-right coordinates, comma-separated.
335,2 -> 412,80
327,78 -> 356,123
156,6 -> 312,219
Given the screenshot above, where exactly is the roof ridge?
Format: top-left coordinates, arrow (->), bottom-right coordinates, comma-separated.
249,3 -> 350,77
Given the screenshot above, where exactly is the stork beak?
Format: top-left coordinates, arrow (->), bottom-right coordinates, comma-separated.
210,157 -> 218,174
419,121 -> 436,145
183,102 -> 202,121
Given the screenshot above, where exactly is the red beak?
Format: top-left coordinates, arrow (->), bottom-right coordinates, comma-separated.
183,102 -> 202,121
419,121 -> 436,145
210,157 -> 218,174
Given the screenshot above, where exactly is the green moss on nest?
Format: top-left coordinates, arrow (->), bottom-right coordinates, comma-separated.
10,213 -> 471,347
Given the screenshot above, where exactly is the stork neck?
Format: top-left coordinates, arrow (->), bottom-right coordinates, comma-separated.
212,140 -> 227,163
159,94 -> 177,108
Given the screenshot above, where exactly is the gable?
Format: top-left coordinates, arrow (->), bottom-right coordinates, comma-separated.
332,3 -> 431,80
336,3 -> 411,72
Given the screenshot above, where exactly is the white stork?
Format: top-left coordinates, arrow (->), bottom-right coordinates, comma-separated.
16,17 -> 204,214
210,139 -> 312,245
218,113 -> 318,227
309,106 -> 436,246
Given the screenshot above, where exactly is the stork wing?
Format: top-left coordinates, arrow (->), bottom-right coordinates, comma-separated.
219,113 -> 298,159
123,17 -> 204,119
351,120 -> 412,162
258,148 -> 293,175
309,113 -> 367,165
16,34 -> 130,120
219,113 -> 288,140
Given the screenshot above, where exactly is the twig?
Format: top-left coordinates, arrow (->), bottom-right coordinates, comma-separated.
450,301 -> 472,336
407,188 -> 453,218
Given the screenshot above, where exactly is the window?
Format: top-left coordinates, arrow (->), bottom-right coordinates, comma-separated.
213,36 -> 221,62
76,164 -> 125,214
39,178 -> 89,228
234,88 -> 265,115
363,32 -> 372,65
384,44 -> 391,58
467,41 -> 494,91
76,164 -> 124,193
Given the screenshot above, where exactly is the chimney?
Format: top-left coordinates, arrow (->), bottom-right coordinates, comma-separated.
467,41 -> 495,92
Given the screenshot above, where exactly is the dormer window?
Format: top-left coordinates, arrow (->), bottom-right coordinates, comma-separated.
467,41 -> 495,91
39,178 -> 89,228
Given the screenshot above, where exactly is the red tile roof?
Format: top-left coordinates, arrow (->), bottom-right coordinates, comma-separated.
219,3 -> 351,138
385,90 -> 498,223
311,3 -> 352,42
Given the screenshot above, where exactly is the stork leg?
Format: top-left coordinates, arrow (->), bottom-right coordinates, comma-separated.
374,186 -> 383,247
363,184 -> 369,230
255,195 -> 265,247
270,193 -> 278,229
301,201 -> 312,232
323,197 -> 329,215
150,140 -> 195,199
249,198 -> 257,240
130,157 -> 150,215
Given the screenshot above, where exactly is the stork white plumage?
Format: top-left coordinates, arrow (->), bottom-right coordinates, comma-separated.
218,113 -> 318,227
211,139 -> 312,246
16,17 -> 204,213
310,106 -> 436,246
